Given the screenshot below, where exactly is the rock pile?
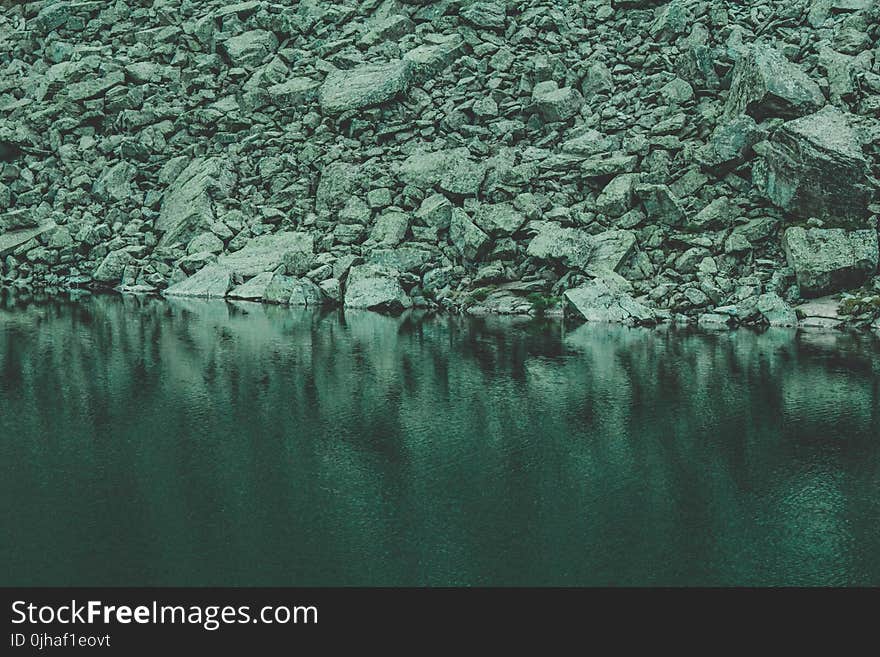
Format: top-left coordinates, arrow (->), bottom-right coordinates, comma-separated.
1,0 -> 879,329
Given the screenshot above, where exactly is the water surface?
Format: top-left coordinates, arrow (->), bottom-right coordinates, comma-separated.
1,293 -> 878,586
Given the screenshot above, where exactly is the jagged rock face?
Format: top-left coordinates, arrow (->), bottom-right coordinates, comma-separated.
756,106 -> 875,227
1,0 -> 880,329
783,227 -> 879,297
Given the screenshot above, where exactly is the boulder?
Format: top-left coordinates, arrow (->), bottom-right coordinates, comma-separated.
527,223 -> 636,272
93,249 -> 134,285
723,46 -> 825,121
219,30 -> 278,68
450,209 -> 490,261
696,115 -> 763,173
755,106 -> 874,226
635,183 -> 687,226
164,264 -> 234,298
472,203 -> 527,236
532,81 -> 583,122
343,264 -> 412,311
157,157 -> 236,248
782,227 -> 878,297
564,272 -> 657,325
756,292 -> 798,327
219,232 -> 313,278
319,61 -> 411,115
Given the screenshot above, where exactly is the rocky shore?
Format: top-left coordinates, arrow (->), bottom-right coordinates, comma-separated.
1,0 -> 879,331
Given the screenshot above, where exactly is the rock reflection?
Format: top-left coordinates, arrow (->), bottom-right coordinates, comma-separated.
0,292 -> 878,585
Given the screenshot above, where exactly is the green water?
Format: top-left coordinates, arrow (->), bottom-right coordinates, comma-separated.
1,293 -> 878,586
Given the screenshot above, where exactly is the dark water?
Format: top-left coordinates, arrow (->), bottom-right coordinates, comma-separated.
1,293 -> 878,586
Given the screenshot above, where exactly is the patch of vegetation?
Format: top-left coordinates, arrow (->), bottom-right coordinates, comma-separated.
527,292 -> 561,315
839,295 -> 880,317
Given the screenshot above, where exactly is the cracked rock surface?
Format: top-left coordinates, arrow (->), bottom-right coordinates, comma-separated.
1,0 -> 880,330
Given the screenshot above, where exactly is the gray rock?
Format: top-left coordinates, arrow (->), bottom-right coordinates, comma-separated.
782,227 -> 878,297
532,82 -> 584,122
472,203 -> 526,236
416,194 -> 453,230
564,272 -> 657,326
220,30 -> 278,68
756,106 -> 874,227
460,2 -> 506,29
319,61 -> 411,115
724,46 -> 825,121
93,249 -> 134,285
450,209 -> 490,261
164,264 -> 234,298
369,210 -> 409,246
635,184 -> 687,226
596,174 -> 639,218
697,115 -> 763,173
219,232 -> 314,278
403,35 -> 464,80
157,157 -> 236,248
756,292 -> 797,327
343,264 -> 411,311
228,271 -> 277,300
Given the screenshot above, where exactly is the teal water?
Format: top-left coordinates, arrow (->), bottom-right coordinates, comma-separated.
1,293 -> 878,586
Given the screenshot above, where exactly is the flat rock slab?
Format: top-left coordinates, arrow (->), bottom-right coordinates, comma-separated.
219,231 -> 314,278
0,221 -> 56,257
164,264 -> 233,298
319,61 -> 411,115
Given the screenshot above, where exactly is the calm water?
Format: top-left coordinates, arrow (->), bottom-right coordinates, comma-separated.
1,292 -> 878,586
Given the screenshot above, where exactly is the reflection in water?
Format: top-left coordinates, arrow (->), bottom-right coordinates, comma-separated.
0,292 -> 878,585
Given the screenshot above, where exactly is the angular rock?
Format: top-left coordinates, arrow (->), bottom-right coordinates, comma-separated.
164,264 -> 234,298
219,232 -> 313,278
343,264 -> 411,311
635,184 -> 686,226
564,272 -> 657,326
450,209 -> 490,261
697,115 -> 763,173
782,227 -> 878,297
319,61 -> 411,115
220,30 -> 278,68
724,46 -> 825,121
756,106 -> 874,226
93,249 -> 134,285
157,157 -> 236,248
532,82 -> 584,122
756,293 -> 797,327
472,203 -> 526,237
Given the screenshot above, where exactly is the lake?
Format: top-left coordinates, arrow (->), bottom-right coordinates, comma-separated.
1,292 -> 878,586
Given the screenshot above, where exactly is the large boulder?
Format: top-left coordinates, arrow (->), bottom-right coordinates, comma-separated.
343,264 -> 412,311
782,227 -> 878,297
755,106 -> 874,226
564,272 -> 657,326
319,61 -> 411,114
219,232 -> 313,278
0,209 -> 39,233
156,157 -> 236,248
219,30 -> 278,68
450,208 -> 490,261
723,46 -> 825,121
164,264 -> 234,298
93,249 -> 134,285
527,223 -> 636,272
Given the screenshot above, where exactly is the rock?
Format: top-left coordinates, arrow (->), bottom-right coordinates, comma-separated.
450,209 -> 490,261
157,158 -> 236,248
596,174 -> 639,218
228,271 -> 277,300
219,30 -> 278,68
697,115 -> 763,173
686,196 -> 735,232
527,223 -> 635,273
343,264 -> 411,311
0,221 -> 56,258
724,46 -> 825,121
416,194 -> 453,230
635,184 -> 687,226
532,82 -> 584,122
756,292 -> 797,327
319,61 -> 411,115
460,2 -> 507,29
564,272 -> 657,326
782,227 -> 878,297
403,35 -> 464,80
93,161 -> 137,202
289,278 -> 325,307
472,203 -> 526,236
267,77 -> 321,111
67,71 -> 125,102
369,210 -> 409,246
0,209 -> 39,233
164,264 -> 234,298
755,106 -> 874,227
187,232 -> 225,255
93,249 -> 134,285
219,232 -> 314,278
